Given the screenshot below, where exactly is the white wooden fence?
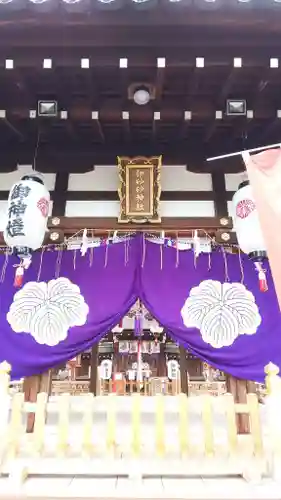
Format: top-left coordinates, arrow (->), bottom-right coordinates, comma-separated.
0,361 -> 280,484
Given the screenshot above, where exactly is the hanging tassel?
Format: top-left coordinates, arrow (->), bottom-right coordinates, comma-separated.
259,271 -> 268,293
14,265 -> 24,288
255,262 -> 268,292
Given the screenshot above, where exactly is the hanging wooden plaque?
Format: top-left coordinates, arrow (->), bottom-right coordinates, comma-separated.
117,156 -> 162,223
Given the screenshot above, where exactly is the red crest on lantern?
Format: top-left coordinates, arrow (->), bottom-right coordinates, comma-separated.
236,199 -> 255,219
37,198 -> 49,218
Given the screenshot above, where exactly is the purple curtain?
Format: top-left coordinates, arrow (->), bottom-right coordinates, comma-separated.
140,240 -> 281,382
0,239 -> 138,379
0,234 -> 281,382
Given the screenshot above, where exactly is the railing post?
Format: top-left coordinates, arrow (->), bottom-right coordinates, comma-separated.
265,362 -> 281,480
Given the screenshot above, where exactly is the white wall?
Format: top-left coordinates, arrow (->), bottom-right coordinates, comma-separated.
224,173 -> 246,192
0,166 -> 56,191
68,165 -> 213,192
65,200 -> 215,218
66,166 -> 214,217
0,165 -> 219,220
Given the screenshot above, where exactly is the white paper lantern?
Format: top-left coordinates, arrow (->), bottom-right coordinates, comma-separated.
232,180 -> 266,257
4,173 -> 50,257
233,181 -> 268,292
100,360 -> 112,380
167,360 -> 179,380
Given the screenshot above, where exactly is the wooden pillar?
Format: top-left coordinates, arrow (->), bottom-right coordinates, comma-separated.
112,338 -> 119,373
226,374 -> 256,434
179,346 -> 189,396
24,370 -> 52,433
89,343 -> 98,395
157,342 -> 167,377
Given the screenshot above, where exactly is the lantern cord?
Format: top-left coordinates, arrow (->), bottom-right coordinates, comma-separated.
33,129 -> 40,171
73,249 -> 77,270
222,248 -> 230,282
193,232 -> 197,269
160,241 -> 163,270
141,232 -> 146,268
238,248 -> 245,284
124,236 -> 129,266
36,247 -> 45,282
208,252 -> 212,271
55,247 -> 63,278
0,249 -> 9,283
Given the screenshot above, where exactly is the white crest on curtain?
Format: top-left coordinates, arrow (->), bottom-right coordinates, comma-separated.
181,280 -> 261,349
7,277 -> 89,346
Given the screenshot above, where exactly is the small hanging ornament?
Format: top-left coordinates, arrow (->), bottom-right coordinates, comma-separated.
112,319 -> 123,334
13,264 -> 24,288
13,256 -> 31,288
255,261 -> 268,292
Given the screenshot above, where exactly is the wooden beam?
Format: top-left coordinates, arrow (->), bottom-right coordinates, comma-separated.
47,216 -> 233,234
52,172 -> 69,216
0,140 -> 255,173
0,216 -> 233,244
0,190 -> 234,203
0,19 -> 280,51
211,172 -> 228,216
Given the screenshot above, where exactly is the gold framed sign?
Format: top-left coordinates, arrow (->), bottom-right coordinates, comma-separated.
117,156 -> 162,223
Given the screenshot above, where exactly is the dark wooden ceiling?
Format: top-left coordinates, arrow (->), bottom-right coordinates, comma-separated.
0,4 -> 281,173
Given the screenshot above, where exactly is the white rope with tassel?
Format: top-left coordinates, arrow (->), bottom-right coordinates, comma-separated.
80,229 -> 89,256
